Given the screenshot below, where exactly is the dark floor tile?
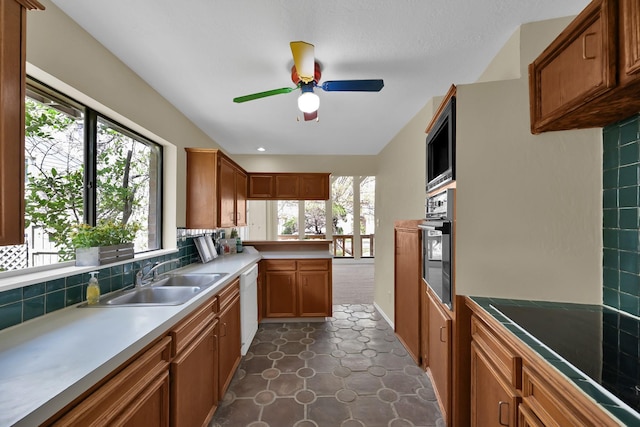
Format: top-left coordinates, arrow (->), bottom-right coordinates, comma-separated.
260,397 -> 304,426
350,396 -> 395,427
210,304 -> 442,426
308,396 -> 351,427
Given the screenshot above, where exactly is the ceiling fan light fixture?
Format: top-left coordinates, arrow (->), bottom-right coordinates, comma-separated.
297,83 -> 319,113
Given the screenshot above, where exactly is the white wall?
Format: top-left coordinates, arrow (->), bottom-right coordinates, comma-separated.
26,0 -> 224,247
373,97 -> 440,317
454,17 -> 602,303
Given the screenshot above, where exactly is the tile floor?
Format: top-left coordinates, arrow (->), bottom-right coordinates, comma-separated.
210,304 -> 443,427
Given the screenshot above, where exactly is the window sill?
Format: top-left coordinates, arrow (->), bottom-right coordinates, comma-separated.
0,248 -> 178,293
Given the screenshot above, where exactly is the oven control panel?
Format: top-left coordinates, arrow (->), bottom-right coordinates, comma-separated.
425,188 -> 454,220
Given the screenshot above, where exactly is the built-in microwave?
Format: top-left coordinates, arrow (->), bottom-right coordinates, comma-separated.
426,95 -> 456,193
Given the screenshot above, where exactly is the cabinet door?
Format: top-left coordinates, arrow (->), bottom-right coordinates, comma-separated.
275,175 -> 299,198
394,226 -> 421,364
298,270 -> 331,316
248,174 -> 275,198
518,403 -> 545,427
471,342 -> 519,427
171,320 -> 218,427
185,148 -> 219,229
428,294 -> 451,424
621,0 -> 640,79
218,293 -> 241,398
265,271 -> 297,317
300,174 -> 329,200
219,157 -> 236,228
51,337 -> 171,427
235,169 -> 247,226
0,0 -> 40,245
529,0 -> 617,132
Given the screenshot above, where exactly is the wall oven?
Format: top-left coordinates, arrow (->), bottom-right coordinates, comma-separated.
419,188 -> 454,309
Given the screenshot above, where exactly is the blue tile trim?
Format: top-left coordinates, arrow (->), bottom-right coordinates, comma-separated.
0,237 -> 200,331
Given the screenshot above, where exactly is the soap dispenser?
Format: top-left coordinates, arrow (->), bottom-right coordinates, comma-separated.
86,271 -> 100,305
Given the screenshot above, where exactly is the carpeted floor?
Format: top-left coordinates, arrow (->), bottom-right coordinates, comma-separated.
332,261 -> 374,305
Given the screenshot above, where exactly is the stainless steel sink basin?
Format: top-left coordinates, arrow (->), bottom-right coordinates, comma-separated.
154,273 -> 228,288
80,272 -> 229,307
89,286 -> 203,307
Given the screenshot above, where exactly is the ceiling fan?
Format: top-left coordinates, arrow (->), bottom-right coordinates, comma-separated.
233,41 -> 384,121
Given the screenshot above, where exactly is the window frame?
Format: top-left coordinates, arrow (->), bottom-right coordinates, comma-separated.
11,78 -> 164,270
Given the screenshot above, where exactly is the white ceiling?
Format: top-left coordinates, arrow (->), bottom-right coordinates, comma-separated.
50,0 -> 589,156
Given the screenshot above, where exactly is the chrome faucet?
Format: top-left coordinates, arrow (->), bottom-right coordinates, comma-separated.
136,259 -> 180,287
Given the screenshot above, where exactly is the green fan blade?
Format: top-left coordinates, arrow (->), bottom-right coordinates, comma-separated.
233,87 -> 296,103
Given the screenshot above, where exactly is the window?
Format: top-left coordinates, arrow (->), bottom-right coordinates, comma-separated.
254,176 -> 375,259
0,80 -> 162,272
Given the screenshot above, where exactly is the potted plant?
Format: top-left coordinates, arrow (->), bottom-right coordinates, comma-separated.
71,221 -> 140,266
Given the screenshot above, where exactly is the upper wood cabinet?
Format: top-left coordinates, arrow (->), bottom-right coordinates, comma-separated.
0,0 -> 44,246
247,173 -> 330,200
530,0 -> 640,133
185,148 -> 248,229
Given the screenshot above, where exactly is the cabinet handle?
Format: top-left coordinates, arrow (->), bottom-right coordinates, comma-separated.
439,326 -> 447,343
498,401 -> 509,426
582,32 -> 597,60
221,322 -> 227,337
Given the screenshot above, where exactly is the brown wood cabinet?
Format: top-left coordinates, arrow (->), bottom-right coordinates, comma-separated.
185,148 -> 247,229
217,279 -> 241,398
0,0 -> 44,246
529,0 -> 640,133
247,173 -> 330,200
420,282 -> 429,370
427,289 -> 452,425
169,296 -> 219,427
49,337 -> 172,426
393,220 -> 422,364
467,298 -> 622,427
262,258 -> 332,318
470,341 -> 520,426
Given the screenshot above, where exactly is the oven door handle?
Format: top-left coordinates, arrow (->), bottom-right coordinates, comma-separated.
419,223 -> 451,234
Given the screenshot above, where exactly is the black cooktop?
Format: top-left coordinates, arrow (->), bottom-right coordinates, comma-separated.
491,303 -> 640,411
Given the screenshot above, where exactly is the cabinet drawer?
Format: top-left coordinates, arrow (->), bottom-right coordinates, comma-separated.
218,278 -> 240,311
170,296 -> 217,356
52,336 -> 172,426
471,315 -> 521,389
263,259 -> 297,271
522,364 -> 618,427
298,259 -> 330,271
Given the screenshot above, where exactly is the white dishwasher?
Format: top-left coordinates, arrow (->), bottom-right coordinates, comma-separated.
239,263 -> 259,355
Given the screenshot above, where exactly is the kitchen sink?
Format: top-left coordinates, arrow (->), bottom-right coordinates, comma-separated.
80,272 -> 229,307
154,273 -> 228,288
90,286 -> 203,307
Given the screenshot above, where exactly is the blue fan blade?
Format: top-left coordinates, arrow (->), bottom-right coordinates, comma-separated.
319,79 -> 384,92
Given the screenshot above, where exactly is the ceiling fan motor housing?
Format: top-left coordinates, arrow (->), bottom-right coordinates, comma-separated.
291,62 -> 322,85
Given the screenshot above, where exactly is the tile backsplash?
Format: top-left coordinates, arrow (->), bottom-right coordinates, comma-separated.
603,114 -> 640,316
0,237 -> 199,331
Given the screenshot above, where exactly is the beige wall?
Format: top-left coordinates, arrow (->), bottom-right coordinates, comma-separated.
26,0 -> 223,247
455,16 -> 602,304
373,97 -> 440,319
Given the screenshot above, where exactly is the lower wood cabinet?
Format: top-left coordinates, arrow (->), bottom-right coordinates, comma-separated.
393,220 -> 422,364
49,336 -> 172,426
471,341 -> 520,426
169,296 -> 219,427
427,289 -> 452,424
263,259 -> 332,318
217,279 -> 242,398
467,298 -> 622,427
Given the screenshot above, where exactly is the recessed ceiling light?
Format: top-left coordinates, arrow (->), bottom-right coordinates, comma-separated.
257,147 -> 266,152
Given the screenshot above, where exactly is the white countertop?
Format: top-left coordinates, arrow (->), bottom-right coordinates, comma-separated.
258,250 -> 333,259
0,249 -> 262,427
